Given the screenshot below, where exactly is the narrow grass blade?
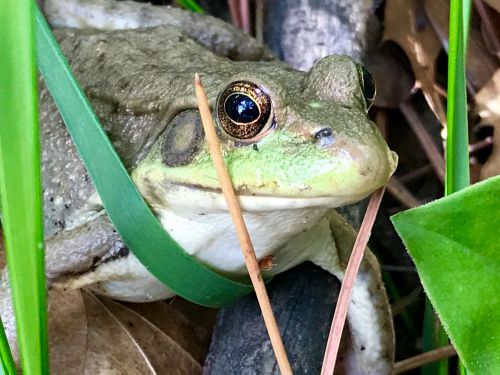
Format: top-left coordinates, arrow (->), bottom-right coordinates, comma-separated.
422,0 -> 471,373
0,320 -> 15,375
449,2 -> 472,373
0,1 -> 49,374
175,0 -> 204,13
35,7 -> 253,307
446,0 -> 470,194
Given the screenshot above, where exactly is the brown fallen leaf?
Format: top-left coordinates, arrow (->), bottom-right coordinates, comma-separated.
484,0 -> 500,14
474,69 -> 500,179
384,0 -> 446,124
81,290 -> 157,374
475,0 -> 500,58
48,288 -> 206,374
122,300 -> 211,363
48,289 -> 87,375
425,0 -> 498,91
97,296 -> 202,374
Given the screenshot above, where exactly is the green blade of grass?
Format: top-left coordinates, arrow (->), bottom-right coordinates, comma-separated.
446,0 -> 470,194
175,0 -> 204,13
0,320 -> 15,375
0,0 -> 49,374
448,1 -> 472,373
423,0 -> 471,373
423,1 -> 471,373
35,7 -> 254,307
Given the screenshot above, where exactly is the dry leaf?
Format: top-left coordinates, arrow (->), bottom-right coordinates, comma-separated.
122,300 -> 211,363
81,290 -> 156,374
48,289 -> 87,374
424,0 -> 498,90
476,0 -> 500,57
475,69 -> 500,117
474,69 -> 500,179
97,296 -> 202,374
484,0 -> 500,14
48,289 -> 207,374
384,0 -> 446,123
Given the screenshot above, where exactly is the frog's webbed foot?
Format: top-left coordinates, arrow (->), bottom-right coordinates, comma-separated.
308,211 -> 394,375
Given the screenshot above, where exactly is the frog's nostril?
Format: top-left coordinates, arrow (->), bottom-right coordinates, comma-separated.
314,128 -> 333,139
314,127 -> 334,146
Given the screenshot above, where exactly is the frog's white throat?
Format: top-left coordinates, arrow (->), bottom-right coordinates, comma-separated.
156,206 -> 330,276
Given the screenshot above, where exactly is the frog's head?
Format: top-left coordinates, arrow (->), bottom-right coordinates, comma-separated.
133,55 -> 397,212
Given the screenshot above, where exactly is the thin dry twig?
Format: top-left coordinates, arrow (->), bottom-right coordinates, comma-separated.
387,177 -> 421,208
399,164 -> 433,183
227,0 -> 242,29
394,344 -> 457,373
469,136 -> 493,154
255,0 -> 265,43
474,0 -> 500,53
391,286 -> 423,316
399,101 -> 445,182
240,0 -> 251,34
194,74 -> 293,375
320,187 -> 386,375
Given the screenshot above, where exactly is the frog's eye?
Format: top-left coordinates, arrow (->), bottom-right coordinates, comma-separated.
357,65 -> 376,110
216,81 -> 274,142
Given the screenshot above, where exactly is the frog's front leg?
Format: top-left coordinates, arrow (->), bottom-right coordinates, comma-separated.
0,212 -> 120,358
45,211 -> 120,280
306,211 -> 394,375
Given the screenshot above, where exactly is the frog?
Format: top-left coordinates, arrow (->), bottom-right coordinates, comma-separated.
0,0 -> 398,373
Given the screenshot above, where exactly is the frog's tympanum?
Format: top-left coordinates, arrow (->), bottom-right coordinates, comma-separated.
1,0 -> 398,373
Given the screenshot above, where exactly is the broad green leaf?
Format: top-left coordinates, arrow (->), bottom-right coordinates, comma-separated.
391,176 -> 500,375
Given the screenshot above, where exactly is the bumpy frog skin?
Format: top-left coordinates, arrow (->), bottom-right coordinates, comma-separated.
0,1 -> 397,373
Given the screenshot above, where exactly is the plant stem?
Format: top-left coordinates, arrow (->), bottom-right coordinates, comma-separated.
0,0 -> 49,374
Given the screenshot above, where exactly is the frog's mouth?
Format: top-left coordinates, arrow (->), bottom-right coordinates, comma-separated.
144,181 -> 372,213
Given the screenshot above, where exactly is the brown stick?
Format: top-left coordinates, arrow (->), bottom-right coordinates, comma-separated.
255,0 -> 265,43
320,187 -> 386,375
394,345 -> 457,373
227,0 -> 242,29
399,101 -> 445,182
194,74 -> 293,375
240,0 -> 251,34
387,177 -> 421,208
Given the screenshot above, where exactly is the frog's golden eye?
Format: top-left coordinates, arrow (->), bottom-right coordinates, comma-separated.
357,65 -> 376,110
216,81 -> 274,142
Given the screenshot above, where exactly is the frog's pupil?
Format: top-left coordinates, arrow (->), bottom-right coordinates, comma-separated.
225,94 -> 260,123
360,66 -> 376,108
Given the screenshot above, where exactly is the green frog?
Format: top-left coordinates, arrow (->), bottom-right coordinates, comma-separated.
1,0 -> 398,373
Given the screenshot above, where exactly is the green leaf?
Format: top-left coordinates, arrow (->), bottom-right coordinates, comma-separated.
446,0 -> 470,194
445,2 -> 471,373
391,176 -> 500,375
35,7 -> 253,307
0,320 -> 15,375
0,0 -> 49,374
175,0 -> 204,13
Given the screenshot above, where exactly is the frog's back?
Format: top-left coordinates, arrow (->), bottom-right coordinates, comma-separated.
54,26 -> 235,112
